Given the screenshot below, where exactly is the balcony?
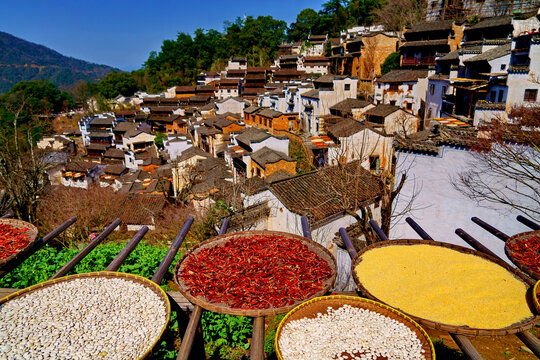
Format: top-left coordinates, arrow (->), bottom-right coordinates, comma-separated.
402,57 -> 436,66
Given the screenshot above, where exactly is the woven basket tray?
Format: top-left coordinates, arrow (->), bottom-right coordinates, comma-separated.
505,230 -> 540,280
0,271 -> 171,360
275,295 -> 435,360
533,280 -> 540,314
351,239 -> 540,336
0,218 -> 39,269
174,230 -> 337,317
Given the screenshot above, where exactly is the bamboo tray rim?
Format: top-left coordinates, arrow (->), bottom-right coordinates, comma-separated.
0,218 -> 39,268
173,230 -> 338,317
275,294 -> 436,360
0,271 -> 171,360
351,239 -> 540,336
533,280 -> 540,314
505,230 -> 540,281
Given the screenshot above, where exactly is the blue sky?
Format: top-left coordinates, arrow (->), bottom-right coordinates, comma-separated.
1,0 -> 325,71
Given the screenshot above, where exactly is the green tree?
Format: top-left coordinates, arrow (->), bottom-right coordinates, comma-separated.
98,71 -> 138,99
380,52 -> 400,75
288,9 -> 321,42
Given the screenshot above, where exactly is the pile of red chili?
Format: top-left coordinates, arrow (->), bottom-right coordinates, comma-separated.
177,234 -> 334,309
507,235 -> 540,273
0,224 -> 31,261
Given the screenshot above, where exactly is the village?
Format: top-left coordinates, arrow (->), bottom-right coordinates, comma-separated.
1,3 -> 540,360
37,10 -> 540,250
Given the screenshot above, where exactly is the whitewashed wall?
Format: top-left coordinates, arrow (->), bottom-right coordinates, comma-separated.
391,146 -> 535,265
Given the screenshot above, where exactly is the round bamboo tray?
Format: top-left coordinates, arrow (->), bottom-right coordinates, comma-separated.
0,218 -> 39,269
505,230 -> 540,280
275,295 -> 435,360
351,239 -> 540,336
533,280 -> 540,314
174,230 -> 337,317
0,271 -> 171,360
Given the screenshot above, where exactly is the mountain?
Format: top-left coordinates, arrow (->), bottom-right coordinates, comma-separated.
0,31 -> 118,93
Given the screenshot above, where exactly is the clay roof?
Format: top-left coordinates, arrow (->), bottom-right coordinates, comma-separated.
104,164 -> 127,175
265,170 -> 294,183
236,127 -> 271,145
327,118 -> 365,138
89,117 -> 115,126
269,161 -> 382,224
250,147 -> 293,168
438,50 -> 460,61
242,88 -> 266,95
88,131 -> 112,138
301,89 -> 320,99
258,108 -> 283,118
364,104 -> 401,118
463,42 -> 511,63
177,147 -> 212,163
65,161 -> 97,173
85,144 -> 109,151
244,105 -> 262,114
377,69 -> 429,83
103,148 -> 125,159
406,20 -> 454,34
113,122 -> 138,133
330,98 -> 371,113
467,16 -> 512,31
175,86 -> 196,93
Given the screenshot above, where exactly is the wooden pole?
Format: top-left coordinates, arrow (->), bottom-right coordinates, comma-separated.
105,226 -> 148,271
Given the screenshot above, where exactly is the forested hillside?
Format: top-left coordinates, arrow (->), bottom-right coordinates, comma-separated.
0,31 -> 117,93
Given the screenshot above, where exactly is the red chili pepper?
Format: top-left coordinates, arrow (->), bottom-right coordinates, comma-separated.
0,224 -> 31,260
508,235 -> 540,272
178,235 -> 333,310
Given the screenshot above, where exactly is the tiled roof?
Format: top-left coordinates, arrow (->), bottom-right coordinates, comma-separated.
113,121 -> 138,133
406,20 -> 454,34
377,69 -> 429,83
301,89 -> 320,99
104,164 -> 127,175
467,16 -> 512,31
265,170 -> 294,183
86,144 -> 108,151
364,104 -> 401,118
89,117 -> 115,126
65,161 -> 97,173
463,42 -> 511,63
242,88 -> 266,95
175,86 -> 196,92
177,147 -> 212,163
103,148 -> 125,159
88,131 -> 112,138
400,39 -> 450,48
244,105 -> 262,114
327,118 -> 365,138
330,98 -> 371,113
438,50 -> 460,61
258,108 -> 283,118
250,147 -> 293,168
269,161 -> 383,224
236,127 -> 271,145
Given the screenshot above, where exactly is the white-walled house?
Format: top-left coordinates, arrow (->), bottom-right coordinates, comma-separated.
326,118 -> 394,172
164,135 -> 193,161
61,161 -> 102,189
300,75 -> 358,136
374,69 -> 429,117
363,105 -> 419,136
239,161 -> 383,290
215,97 -> 248,116
226,57 -> 248,71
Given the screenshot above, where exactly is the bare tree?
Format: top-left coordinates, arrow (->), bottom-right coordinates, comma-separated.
453,105 -> 540,221
375,0 -> 427,41
0,94 -> 53,223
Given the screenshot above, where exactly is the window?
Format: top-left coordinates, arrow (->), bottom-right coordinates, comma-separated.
498,90 -> 504,103
369,156 -> 380,174
429,84 -> 435,95
390,100 -> 396,106
406,102 -> 413,110
489,91 -> 496,102
524,89 -> 537,102
500,64 -> 506,71
408,84 -> 414,91
442,86 -> 447,95
344,84 -> 351,91
389,84 -> 399,92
